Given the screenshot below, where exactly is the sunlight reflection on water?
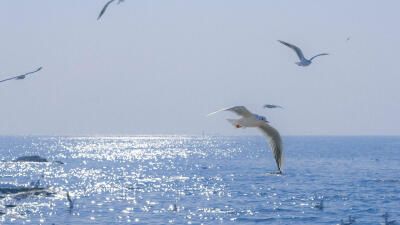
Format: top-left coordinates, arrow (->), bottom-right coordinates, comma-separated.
0,136 -> 399,224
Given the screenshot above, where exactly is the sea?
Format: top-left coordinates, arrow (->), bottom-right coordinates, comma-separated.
0,135 -> 399,224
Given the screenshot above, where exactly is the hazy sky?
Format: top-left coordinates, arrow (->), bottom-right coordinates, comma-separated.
1,0 -> 400,136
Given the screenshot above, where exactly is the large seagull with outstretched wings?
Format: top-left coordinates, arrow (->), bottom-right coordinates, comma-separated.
208,106 -> 284,174
278,40 -> 328,67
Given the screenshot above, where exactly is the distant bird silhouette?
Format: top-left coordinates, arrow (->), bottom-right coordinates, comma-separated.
0,67 -> 42,83
66,192 -> 75,213
312,199 -> 323,210
208,106 -> 284,173
168,204 -> 178,212
264,104 -> 283,109
278,40 -> 328,67
30,179 -> 40,188
340,215 -> 355,225
348,216 -> 356,223
382,212 -> 396,225
5,204 -> 17,208
98,0 -> 124,20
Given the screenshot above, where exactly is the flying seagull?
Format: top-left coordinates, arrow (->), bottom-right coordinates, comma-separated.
0,67 -> 42,83
278,40 -> 328,67
208,106 -> 284,173
264,104 -> 283,109
98,0 -> 124,20
66,192 -> 75,213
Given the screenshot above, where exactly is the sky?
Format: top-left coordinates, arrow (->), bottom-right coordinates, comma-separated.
1,0 -> 400,136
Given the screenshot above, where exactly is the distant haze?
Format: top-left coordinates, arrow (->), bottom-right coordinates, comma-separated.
1,0 -> 399,135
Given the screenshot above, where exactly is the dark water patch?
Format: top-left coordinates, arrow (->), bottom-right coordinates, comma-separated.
236,217 -> 276,223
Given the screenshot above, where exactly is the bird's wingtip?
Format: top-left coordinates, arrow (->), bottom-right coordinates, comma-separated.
206,112 -> 217,117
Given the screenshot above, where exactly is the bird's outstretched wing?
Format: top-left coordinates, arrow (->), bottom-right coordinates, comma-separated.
309,53 -> 329,61
264,104 -> 283,109
258,123 -> 284,173
0,67 -> 42,83
0,77 -> 15,83
208,106 -> 253,118
66,192 -> 73,204
278,40 -> 305,61
98,0 -> 117,20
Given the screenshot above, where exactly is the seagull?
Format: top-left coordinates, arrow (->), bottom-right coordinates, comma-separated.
312,199 -> 324,210
264,104 -> 283,109
0,67 -> 42,83
278,40 -> 328,67
348,216 -> 356,223
208,106 -> 284,173
168,204 -> 178,212
382,212 -> 396,225
66,192 -> 75,213
98,0 -> 124,20
340,216 -> 355,225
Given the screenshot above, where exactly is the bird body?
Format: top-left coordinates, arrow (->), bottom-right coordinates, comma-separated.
208,106 -> 284,173
312,200 -> 324,210
278,40 -> 328,67
227,116 -> 267,128
264,104 -> 283,109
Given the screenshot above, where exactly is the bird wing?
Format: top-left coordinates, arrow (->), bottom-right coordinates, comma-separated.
278,40 -> 305,61
66,192 -> 72,203
97,0 -> 116,20
20,67 -> 42,76
0,77 -> 15,83
208,106 -> 253,118
258,123 -> 284,173
309,53 -> 329,61
0,67 -> 42,83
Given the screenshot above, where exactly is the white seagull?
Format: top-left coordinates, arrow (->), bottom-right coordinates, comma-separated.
0,67 -> 42,83
264,104 -> 283,109
278,40 -> 328,67
98,0 -> 124,20
208,106 -> 284,174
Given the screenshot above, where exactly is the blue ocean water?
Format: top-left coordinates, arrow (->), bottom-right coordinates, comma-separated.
0,136 -> 399,224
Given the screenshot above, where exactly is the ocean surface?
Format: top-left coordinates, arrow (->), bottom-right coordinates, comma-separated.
0,136 -> 399,224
